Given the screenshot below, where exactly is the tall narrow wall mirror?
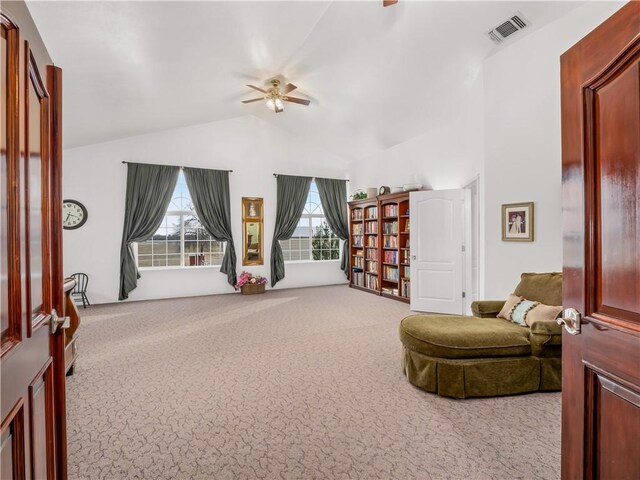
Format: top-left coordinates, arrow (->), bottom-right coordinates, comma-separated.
242,197 -> 263,265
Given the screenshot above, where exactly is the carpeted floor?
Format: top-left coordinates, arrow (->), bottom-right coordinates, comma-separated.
67,285 -> 560,479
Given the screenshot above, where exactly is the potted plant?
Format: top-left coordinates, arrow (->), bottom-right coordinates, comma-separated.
235,271 -> 267,295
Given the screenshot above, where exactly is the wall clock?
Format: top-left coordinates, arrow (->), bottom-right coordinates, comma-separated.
379,185 -> 390,195
62,199 -> 88,230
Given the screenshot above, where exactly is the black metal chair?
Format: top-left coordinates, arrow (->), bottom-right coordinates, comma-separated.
70,273 -> 90,308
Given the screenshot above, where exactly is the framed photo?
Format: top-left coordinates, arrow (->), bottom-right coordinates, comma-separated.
502,202 -> 534,242
242,197 -> 264,265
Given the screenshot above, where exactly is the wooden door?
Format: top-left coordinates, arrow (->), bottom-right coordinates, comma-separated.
409,189 -> 470,314
560,2 -> 640,479
1,7 -> 67,480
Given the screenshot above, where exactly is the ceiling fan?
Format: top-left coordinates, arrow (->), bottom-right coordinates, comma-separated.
383,0 -> 398,6
241,79 -> 310,113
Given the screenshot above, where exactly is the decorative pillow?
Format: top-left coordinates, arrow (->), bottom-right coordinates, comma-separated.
497,294 -> 523,321
510,300 -> 539,326
525,303 -> 563,327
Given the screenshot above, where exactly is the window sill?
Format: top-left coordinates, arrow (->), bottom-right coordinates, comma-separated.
138,265 -> 221,272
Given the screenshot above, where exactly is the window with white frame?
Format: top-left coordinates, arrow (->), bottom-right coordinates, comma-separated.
137,172 -> 225,268
279,181 -> 341,262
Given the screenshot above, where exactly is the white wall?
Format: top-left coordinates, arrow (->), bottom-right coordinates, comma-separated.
63,115 -> 350,304
349,72 -> 484,193
482,1 -> 624,299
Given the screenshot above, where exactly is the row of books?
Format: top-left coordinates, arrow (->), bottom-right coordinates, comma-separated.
367,237 -> 378,248
401,278 -> 410,298
366,249 -> 378,260
383,235 -> 398,248
365,221 -> 378,234
365,207 -> 378,219
352,209 -> 364,221
383,250 -> 398,264
366,261 -> 378,274
403,249 -> 411,264
365,273 -> 379,290
382,265 -> 399,281
353,235 -> 363,247
352,224 -> 363,235
383,204 -> 399,217
382,221 -> 398,234
382,287 -> 399,295
352,269 -> 380,290
353,255 -> 364,269
403,266 -> 410,279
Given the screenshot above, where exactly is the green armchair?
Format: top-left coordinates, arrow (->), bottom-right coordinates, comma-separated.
399,272 -> 563,398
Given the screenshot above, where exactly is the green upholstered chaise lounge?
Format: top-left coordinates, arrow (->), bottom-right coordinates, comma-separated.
399,272 -> 563,399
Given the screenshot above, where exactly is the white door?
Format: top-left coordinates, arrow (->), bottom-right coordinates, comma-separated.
410,189 -> 470,314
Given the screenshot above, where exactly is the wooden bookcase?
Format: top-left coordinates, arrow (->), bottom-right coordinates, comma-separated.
348,192 -> 410,303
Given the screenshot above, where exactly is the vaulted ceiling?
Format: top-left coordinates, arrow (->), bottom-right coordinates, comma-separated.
27,1 -> 582,161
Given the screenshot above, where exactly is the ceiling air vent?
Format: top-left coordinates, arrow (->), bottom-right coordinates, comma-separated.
487,14 -> 529,44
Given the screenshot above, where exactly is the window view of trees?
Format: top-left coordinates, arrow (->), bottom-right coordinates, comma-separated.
137,172 -> 225,268
280,181 -> 341,262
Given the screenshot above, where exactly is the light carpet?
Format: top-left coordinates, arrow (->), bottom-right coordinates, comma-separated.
67,285 -> 560,479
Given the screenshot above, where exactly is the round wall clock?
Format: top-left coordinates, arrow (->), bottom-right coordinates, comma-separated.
62,199 -> 88,230
379,185 -> 390,195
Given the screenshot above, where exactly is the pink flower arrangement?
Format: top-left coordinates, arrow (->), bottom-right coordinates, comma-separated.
235,271 -> 267,290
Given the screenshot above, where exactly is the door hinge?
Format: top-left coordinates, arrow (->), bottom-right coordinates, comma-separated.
461,245 -> 466,252
462,291 -> 466,298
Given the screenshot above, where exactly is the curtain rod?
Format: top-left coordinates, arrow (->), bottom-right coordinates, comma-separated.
121,161 -> 232,173
273,173 -> 349,182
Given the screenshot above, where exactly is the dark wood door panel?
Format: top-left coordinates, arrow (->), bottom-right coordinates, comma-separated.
592,373 -> 640,479
561,3 -> 640,479
0,398 -> 25,480
28,359 -> 54,480
592,53 -> 640,323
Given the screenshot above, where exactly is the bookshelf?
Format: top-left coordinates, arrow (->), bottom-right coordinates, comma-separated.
348,192 -> 410,303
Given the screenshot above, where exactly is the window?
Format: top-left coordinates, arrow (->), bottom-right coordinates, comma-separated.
137,172 -> 225,268
280,181 -> 341,262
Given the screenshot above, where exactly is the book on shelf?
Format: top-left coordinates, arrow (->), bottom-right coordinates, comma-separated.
365,260 -> 378,273
404,219 -> 410,233
366,249 -> 378,261
382,221 -> 398,234
404,266 -> 410,278
365,206 -> 378,219
352,224 -> 363,235
353,256 -> 364,269
383,250 -> 398,264
403,249 -> 411,264
352,236 -> 363,247
401,278 -> 410,298
365,273 -> 379,290
382,265 -> 399,281
383,235 -> 398,248
381,287 -> 399,295
351,269 -> 364,287
367,236 -> 378,248
352,209 -> 363,221
383,204 -> 399,217
365,221 -> 378,234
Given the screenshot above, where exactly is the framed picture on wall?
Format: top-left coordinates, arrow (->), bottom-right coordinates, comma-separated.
502,202 -> 534,242
242,197 -> 264,265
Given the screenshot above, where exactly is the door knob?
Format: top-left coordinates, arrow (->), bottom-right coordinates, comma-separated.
557,308 -> 581,335
49,308 -> 70,334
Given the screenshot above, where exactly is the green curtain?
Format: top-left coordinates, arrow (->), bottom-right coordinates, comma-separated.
270,175 -> 312,287
315,177 -> 349,276
183,167 -> 237,287
119,163 -> 179,300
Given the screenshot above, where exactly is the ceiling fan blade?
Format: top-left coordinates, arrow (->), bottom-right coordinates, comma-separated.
282,96 -> 310,106
246,84 -> 267,94
281,83 -> 297,95
383,0 -> 398,6
241,98 -> 264,104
